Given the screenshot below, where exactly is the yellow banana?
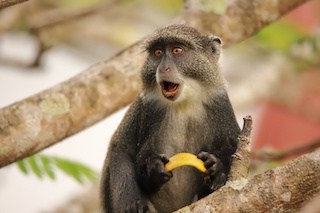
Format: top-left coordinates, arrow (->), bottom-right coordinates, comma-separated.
165,153 -> 207,173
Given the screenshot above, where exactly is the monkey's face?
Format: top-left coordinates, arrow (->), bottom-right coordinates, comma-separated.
152,43 -> 189,101
141,25 -> 224,104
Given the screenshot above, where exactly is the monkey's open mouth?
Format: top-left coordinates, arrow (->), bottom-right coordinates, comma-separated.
160,81 -> 182,101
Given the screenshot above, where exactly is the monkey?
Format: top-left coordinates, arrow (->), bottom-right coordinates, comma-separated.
101,24 -> 240,213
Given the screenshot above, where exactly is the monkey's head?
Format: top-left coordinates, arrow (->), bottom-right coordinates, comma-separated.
141,25 -> 224,104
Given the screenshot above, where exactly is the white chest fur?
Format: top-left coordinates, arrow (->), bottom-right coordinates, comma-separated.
156,104 -> 206,157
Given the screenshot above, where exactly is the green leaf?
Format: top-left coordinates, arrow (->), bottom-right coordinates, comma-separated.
75,163 -> 98,182
54,158 -> 83,183
15,154 -> 98,184
27,156 -> 43,178
16,160 -> 29,174
52,157 -> 97,184
39,155 -> 56,180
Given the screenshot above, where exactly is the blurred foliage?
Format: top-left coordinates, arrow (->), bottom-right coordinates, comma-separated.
147,0 -> 183,14
16,154 -> 98,184
255,21 -> 305,52
251,19 -> 320,72
289,35 -> 320,66
249,160 -> 282,178
55,0 -> 103,8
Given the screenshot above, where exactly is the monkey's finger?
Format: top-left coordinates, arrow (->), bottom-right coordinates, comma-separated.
159,154 -> 170,164
204,158 -> 215,168
164,153 -> 207,173
161,171 -> 173,181
197,152 -> 219,169
197,151 -> 208,160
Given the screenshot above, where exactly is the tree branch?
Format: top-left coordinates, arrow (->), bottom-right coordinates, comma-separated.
175,149 -> 320,213
0,43 -> 144,167
181,0 -> 310,46
29,1 -> 115,31
0,0 -> 310,167
27,1 -> 116,67
0,0 -> 28,10
228,115 -> 252,182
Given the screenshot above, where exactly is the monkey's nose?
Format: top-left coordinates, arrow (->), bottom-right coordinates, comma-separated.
165,67 -> 170,72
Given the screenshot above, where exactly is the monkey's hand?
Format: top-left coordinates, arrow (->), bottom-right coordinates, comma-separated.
139,154 -> 173,193
197,151 -> 227,192
125,200 -> 156,213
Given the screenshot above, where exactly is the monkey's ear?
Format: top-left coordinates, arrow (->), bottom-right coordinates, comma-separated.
207,35 -> 222,54
207,35 -> 222,45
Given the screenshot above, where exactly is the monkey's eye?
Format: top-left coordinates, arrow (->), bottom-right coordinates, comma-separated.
172,47 -> 183,55
154,49 -> 164,57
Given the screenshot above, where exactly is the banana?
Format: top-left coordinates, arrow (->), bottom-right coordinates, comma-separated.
164,153 -> 207,173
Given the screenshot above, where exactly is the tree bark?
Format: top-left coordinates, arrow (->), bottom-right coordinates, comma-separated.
0,0 -> 28,9
228,116 -> 252,182
0,47 -> 144,167
0,0 -> 311,167
175,149 -> 320,213
181,0 -> 310,46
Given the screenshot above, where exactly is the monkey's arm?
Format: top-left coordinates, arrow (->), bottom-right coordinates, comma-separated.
103,150 -> 150,212
200,92 -> 240,194
101,99 -> 155,212
134,101 -> 173,194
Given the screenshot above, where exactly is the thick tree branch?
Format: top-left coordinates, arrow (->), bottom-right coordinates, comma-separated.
175,149 -> 320,213
0,44 -> 144,167
0,0 -> 310,167
0,0 -> 28,10
181,0 -> 310,46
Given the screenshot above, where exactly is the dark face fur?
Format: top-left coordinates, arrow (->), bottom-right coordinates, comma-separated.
141,25 -> 223,103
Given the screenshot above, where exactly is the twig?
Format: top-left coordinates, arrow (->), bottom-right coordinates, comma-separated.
26,1 -> 116,67
228,115 -> 252,181
0,0 -> 28,10
29,1 -> 115,32
252,139 -> 320,161
29,36 -> 50,67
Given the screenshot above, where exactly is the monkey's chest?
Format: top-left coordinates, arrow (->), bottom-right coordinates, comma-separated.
149,116 -> 208,212
154,115 -> 208,156
150,166 -> 202,212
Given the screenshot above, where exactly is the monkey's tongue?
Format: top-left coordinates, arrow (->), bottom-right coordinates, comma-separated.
160,81 -> 180,100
